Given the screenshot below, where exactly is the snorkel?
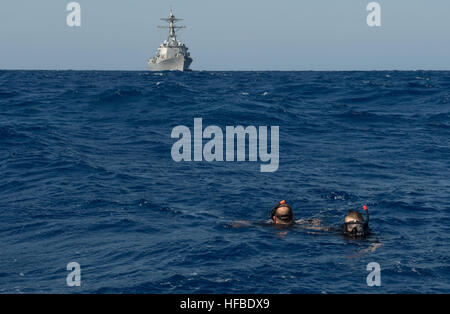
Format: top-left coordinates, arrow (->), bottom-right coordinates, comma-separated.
363,204 -> 369,225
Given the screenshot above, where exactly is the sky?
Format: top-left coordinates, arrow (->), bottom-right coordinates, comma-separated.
0,0 -> 449,70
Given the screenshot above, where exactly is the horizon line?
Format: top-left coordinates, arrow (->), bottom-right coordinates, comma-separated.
1,68 -> 450,72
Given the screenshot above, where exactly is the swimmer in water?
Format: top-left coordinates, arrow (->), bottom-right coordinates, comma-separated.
296,204 -> 381,255
341,205 -> 382,256
341,205 -> 370,238
296,205 -> 371,238
230,200 -> 294,228
270,200 -> 294,225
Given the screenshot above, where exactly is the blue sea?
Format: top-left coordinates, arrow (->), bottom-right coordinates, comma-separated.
0,70 -> 449,293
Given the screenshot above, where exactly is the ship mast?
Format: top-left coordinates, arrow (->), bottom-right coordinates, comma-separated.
158,9 -> 186,44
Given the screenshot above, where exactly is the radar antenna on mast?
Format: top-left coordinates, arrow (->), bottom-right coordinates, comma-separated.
157,9 -> 186,42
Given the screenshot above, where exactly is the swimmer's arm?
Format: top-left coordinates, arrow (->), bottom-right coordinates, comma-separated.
350,242 -> 383,258
367,242 -> 383,252
295,219 -> 336,232
295,218 -> 323,227
229,220 -> 252,228
297,225 -> 335,232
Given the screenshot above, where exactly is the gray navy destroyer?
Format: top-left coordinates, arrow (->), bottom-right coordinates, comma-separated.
147,10 -> 193,71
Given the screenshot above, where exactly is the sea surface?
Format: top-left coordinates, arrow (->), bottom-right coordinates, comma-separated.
0,70 -> 449,293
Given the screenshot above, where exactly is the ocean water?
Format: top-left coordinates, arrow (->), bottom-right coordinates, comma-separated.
0,70 -> 449,293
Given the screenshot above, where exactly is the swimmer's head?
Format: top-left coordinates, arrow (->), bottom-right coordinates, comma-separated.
342,206 -> 369,237
270,200 -> 294,225
344,211 -> 364,224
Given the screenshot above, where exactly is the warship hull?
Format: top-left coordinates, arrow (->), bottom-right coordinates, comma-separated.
147,55 -> 192,71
